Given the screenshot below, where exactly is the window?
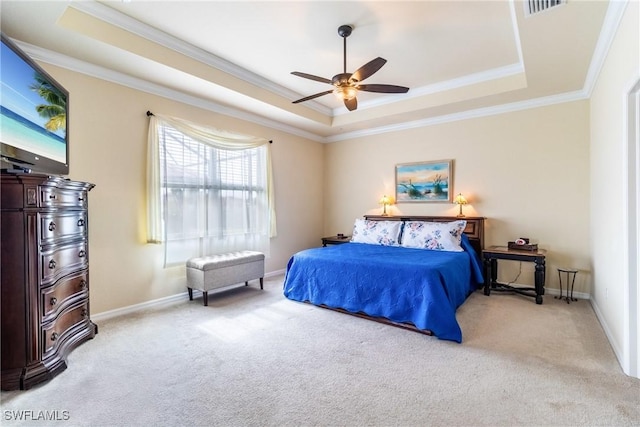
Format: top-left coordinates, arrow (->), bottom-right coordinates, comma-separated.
147,115 -> 274,266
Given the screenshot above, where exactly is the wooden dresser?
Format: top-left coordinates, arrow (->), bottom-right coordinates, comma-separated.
1,172 -> 97,390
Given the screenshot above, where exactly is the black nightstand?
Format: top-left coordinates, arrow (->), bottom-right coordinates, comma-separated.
483,245 -> 547,304
321,235 -> 351,247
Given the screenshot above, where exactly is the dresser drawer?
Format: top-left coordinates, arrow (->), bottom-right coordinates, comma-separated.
40,187 -> 88,209
39,212 -> 87,245
41,272 -> 88,321
1,174 -> 95,391
40,242 -> 88,286
42,302 -> 89,356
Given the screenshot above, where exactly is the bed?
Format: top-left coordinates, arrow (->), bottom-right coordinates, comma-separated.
283,215 -> 485,343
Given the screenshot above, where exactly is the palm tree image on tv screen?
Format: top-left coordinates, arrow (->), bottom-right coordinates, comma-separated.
0,38 -> 67,166
32,74 -> 66,135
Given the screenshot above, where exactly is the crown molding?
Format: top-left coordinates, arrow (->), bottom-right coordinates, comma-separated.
13,38 -> 590,145
69,0 -> 333,117
582,0 -> 629,97
326,89 -> 589,143
14,40 -> 325,143
333,62 -> 525,115
72,0 -> 526,119
509,0 -> 525,66
11,0 -> 627,144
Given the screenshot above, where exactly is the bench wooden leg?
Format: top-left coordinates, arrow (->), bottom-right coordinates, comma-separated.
203,291 -> 208,306
188,288 -> 193,301
260,277 -> 263,290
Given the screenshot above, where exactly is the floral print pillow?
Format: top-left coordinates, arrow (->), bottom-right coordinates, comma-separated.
351,219 -> 402,246
400,220 -> 467,252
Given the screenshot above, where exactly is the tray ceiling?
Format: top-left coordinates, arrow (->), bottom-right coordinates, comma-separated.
0,0 -> 611,141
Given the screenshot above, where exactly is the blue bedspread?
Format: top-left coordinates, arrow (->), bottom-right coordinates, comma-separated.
283,236 -> 484,342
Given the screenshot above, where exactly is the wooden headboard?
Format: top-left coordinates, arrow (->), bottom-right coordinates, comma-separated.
363,215 -> 485,259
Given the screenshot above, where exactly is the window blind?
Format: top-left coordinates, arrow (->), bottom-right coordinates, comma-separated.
156,121 -> 269,266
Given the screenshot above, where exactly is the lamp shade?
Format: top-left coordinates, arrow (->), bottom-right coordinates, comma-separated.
453,193 -> 468,205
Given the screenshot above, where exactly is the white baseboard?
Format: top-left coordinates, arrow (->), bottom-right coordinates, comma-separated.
96,273 -> 594,324
501,283 -> 591,300
543,286 -> 591,300
92,269 -> 286,323
268,268 -> 286,277
589,297 -> 625,373
91,292 -> 186,323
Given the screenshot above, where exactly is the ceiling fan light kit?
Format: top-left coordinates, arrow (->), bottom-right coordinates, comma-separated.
334,86 -> 357,101
291,24 -> 409,111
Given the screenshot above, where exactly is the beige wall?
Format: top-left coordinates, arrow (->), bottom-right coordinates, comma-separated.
25,3 -> 636,379
590,0 -> 639,373
37,66 -> 325,315
325,101 -> 591,293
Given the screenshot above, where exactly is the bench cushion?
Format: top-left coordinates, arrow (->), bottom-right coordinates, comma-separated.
187,251 -> 265,271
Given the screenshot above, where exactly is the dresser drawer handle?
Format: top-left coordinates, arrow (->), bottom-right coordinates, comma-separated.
78,196 -> 85,202
50,332 -> 59,342
48,259 -> 56,269
49,194 -> 57,200
48,221 -> 56,231
77,219 -> 85,227
79,280 -> 87,289
81,308 -> 88,318
78,250 -> 86,258
50,297 -> 57,306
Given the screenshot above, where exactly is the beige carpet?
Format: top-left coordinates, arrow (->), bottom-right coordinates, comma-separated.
1,275 -> 639,426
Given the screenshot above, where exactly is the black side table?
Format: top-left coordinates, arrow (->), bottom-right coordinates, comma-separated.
556,268 -> 579,303
483,246 -> 547,304
321,235 -> 351,246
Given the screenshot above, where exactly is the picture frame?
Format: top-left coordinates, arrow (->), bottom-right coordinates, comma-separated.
395,160 -> 453,203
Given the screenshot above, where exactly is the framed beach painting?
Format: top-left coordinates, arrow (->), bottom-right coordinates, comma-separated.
395,160 -> 453,203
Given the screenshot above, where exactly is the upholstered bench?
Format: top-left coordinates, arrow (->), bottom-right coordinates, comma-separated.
186,251 -> 265,306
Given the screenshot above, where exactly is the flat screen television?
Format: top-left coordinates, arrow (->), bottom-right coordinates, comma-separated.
1,33 -> 69,175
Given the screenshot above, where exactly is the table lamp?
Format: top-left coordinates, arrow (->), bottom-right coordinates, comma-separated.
379,195 -> 391,216
453,193 -> 468,217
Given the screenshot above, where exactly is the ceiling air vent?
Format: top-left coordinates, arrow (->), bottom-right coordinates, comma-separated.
525,0 -> 566,17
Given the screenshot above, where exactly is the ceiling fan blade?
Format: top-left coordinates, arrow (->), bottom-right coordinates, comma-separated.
351,57 -> 387,83
358,84 -> 410,94
291,72 -> 332,84
292,90 -> 334,104
344,97 -> 358,111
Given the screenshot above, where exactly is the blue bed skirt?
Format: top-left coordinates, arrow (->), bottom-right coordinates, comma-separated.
283,237 -> 484,342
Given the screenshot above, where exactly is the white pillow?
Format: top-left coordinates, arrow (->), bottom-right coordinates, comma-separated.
401,220 -> 467,252
351,219 -> 402,246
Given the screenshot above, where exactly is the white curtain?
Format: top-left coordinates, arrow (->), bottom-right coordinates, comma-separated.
147,113 -> 276,265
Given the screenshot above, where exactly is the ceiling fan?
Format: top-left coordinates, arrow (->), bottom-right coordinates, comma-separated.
291,25 -> 410,111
